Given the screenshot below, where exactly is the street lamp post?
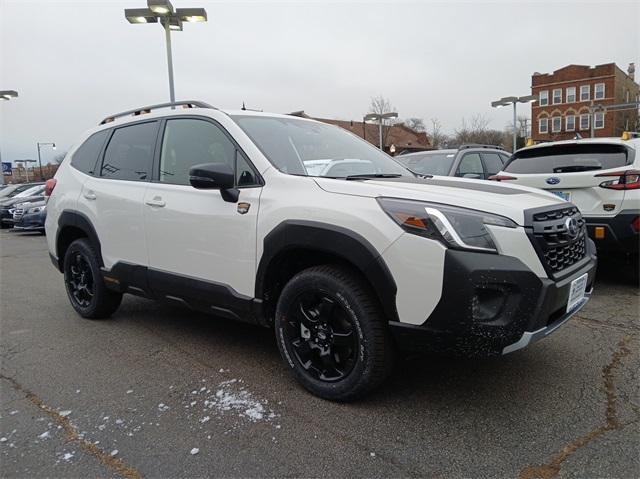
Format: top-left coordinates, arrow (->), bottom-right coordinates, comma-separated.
364,112 -> 398,151
36,142 -> 56,181
0,90 -> 18,101
125,0 -> 207,104
491,95 -> 537,152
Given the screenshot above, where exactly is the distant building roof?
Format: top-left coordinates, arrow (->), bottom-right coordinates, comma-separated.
288,111 -> 432,153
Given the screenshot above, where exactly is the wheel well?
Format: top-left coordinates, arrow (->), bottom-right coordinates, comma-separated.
260,248 -> 382,326
56,226 -> 89,271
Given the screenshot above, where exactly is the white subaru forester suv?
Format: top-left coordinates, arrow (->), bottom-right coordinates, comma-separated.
45,101 -> 597,400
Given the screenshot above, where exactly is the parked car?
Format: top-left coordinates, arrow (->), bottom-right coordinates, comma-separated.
491,134 -> 639,266
0,182 -> 43,200
0,184 -> 45,228
46,101 -> 596,400
396,145 -> 511,179
12,200 -> 47,233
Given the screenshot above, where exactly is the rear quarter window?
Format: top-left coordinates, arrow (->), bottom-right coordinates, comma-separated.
505,144 -> 631,174
70,130 -> 109,175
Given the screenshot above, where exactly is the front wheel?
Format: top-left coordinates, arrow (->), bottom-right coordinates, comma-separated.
63,238 -> 122,319
275,265 -> 394,401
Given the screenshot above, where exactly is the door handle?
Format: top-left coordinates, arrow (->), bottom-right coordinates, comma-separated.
145,196 -> 166,208
83,191 -> 97,200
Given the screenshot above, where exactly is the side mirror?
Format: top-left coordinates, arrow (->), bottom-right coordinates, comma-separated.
189,163 -> 239,203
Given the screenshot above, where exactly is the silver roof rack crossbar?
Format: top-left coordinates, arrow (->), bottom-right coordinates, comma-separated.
100,100 -> 216,125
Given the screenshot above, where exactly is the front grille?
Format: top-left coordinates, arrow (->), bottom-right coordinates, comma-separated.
527,206 -> 587,276
12,208 -> 24,220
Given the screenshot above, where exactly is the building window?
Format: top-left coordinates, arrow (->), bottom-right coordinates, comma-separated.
626,90 -> 630,103
566,115 -> 576,131
552,89 -> 562,104
594,112 -> 605,129
580,85 -> 590,102
539,118 -> 548,134
552,116 -> 562,133
579,114 -> 590,130
539,90 -> 549,106
594,83 -> 605,100
565,87 -> 576,103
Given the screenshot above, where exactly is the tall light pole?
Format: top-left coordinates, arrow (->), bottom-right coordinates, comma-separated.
125,0 -> 207,104
364,112 -> 398,151
36,142 -> 56,181
491,95 -> 537,152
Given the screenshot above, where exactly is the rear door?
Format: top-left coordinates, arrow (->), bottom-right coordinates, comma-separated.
80,120 -> 158,268
455,152 -> 485,180
499,143 -> 634,217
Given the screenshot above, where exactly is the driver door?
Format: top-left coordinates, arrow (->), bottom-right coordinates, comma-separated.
143,117 -> 263,301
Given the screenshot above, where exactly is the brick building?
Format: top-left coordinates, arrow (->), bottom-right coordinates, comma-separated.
531,63 -> 639,142
288,111 -> 431,155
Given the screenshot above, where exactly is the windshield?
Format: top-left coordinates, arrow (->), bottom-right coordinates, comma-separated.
231,115 -> 411,178
505,144 -> 631,174
15,185 -> 44,197
397,152 -> 456,176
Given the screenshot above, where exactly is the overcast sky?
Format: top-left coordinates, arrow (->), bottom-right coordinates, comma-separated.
1,0 -> 638,164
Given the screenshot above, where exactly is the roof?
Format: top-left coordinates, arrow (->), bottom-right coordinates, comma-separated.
517,136 -> 639,152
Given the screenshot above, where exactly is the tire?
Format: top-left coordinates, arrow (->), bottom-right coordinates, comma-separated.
63,238 -> 122,319
274,265 -> 394,401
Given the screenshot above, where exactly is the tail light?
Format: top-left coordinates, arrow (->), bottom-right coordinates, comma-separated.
45,178 -> 57,196
595,170 -> 640,190
632,216 -> 640,234
488,175 -> 517,181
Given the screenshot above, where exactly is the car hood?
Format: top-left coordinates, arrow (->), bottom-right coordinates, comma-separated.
313,175 -> 565,226
0,195 -> 44,207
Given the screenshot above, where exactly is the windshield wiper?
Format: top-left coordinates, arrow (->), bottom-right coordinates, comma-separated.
344,173 -> 403,181
553,165 -> 602,173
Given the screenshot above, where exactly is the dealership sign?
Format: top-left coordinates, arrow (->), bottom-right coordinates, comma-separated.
2,162 -> 12,176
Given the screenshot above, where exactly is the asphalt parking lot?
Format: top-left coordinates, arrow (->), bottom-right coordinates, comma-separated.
1,229 -> 638,479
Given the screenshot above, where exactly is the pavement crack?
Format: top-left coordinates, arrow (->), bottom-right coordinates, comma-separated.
0,373 -> 143,479
518,335 -> 636,479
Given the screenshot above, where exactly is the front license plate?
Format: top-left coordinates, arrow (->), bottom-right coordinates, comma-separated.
567,273 -> 588,313
551,191 -> 571,202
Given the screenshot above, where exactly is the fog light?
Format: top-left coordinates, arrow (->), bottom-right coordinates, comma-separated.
472,288 -> 507,322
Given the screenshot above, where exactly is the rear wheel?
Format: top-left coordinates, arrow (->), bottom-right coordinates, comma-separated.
63,238 -> 122,319
275,265 -> 394,401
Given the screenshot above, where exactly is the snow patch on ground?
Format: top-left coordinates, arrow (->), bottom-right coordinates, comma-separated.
204,379 -> 277,423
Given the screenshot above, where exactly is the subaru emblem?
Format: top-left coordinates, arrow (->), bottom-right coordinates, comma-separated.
546,177 -> 561,185
565,217 -> 579,238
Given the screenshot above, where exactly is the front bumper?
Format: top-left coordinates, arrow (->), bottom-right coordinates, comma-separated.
0,207 -> 14,224
389,240 -> 597,357
585,211 -> 639,254
13,211 -> 46,230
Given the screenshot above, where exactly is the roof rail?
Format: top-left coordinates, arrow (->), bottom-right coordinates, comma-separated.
458,143 -> 506,151
100,100 -> 216,125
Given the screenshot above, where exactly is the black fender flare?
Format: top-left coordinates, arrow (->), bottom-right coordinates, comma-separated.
56,210 -> 103,270
255,220 -> 399,322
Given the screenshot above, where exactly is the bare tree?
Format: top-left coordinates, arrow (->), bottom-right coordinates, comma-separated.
402,118 -> 426,132
449,114 -> 505,148
367,95 -> 397,149
52,153 -> 67,165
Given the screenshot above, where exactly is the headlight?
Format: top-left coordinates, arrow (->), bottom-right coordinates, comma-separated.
377,197 -> 517,253
27,205 -> 45,214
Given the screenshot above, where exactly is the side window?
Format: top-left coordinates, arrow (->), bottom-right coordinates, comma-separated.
499,154 -> 511,165
71,130 -> 109,175
456,153 -> 484,179
159,119 -> 235,185
235,150 -> 260,187
101,122 -> 157,181
481,153 -> 504,178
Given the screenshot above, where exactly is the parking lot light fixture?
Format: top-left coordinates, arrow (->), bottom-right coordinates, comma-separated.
124,2 -> 207,103
491,95 -> 537,151
364,112 -> 398,150
0,90 -> 18,101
